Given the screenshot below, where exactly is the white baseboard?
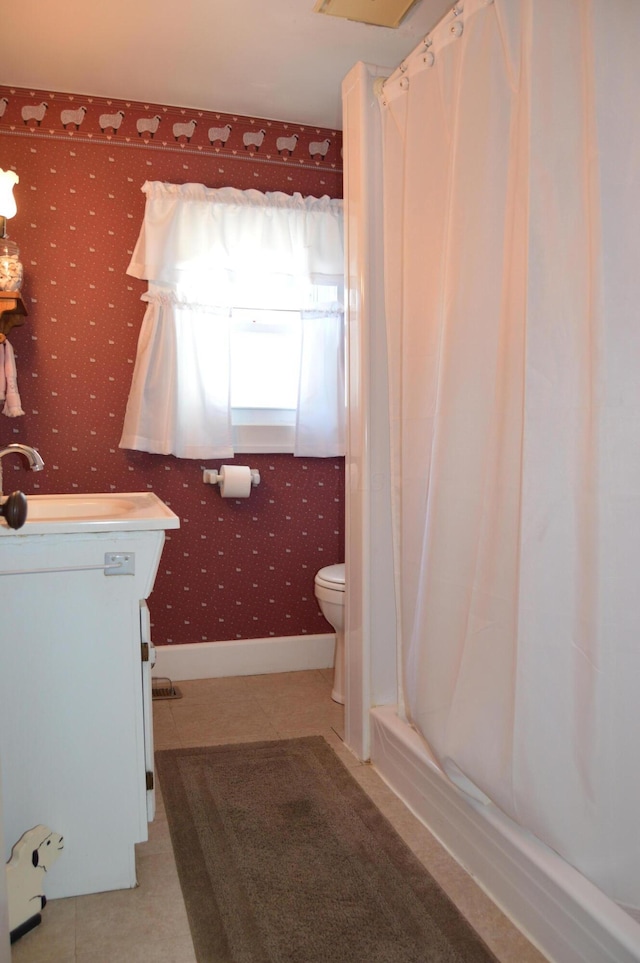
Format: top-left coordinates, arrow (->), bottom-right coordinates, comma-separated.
370,706 -> 640,963
152,633 -> 336,681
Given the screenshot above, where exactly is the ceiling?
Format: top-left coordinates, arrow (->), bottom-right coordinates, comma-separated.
3,0 -> 450,130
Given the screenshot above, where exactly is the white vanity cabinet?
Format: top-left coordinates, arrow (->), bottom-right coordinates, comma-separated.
0,493 -> 179,899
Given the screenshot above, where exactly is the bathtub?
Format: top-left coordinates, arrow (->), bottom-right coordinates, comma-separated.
369,706 -> 640,963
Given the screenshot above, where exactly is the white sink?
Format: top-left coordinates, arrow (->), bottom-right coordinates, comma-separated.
0,491 -> 180,535
27,494 -> 144,521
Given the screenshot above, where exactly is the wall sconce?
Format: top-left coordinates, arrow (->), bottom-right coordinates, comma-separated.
0,169 -> 23,292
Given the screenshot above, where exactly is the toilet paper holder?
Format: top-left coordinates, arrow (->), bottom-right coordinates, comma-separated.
202,468 -> 261,488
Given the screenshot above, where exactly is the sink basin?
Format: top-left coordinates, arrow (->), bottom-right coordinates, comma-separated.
27,495 -> 143,521
0,491 -> 180,535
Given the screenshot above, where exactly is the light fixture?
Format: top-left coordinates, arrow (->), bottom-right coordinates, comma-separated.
313,0 -> 421,28
0,169 -> 23,292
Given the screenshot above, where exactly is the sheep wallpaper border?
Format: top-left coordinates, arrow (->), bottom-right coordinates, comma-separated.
0,87 -> 342,174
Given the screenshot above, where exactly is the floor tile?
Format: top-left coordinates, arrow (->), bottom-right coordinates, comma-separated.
169,697 -> 279,747
10,897 -> 76,963
174,675 -> 253,704
74,884 -> 191,953
76,935 -> 197,963
152,702 -> 182,750
135,812 -> 173,858
243,668 -> 330,694
257,689 -> 345,732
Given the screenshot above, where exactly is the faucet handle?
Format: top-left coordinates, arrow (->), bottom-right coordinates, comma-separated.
0,491 -> 27,529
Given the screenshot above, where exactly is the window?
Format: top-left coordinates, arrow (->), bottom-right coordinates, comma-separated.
229,280 -> 342,451
120,183 -> 345,458
231,312 -> 302,410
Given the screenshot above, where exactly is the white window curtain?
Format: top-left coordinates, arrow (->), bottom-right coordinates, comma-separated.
119,183 -> 345,458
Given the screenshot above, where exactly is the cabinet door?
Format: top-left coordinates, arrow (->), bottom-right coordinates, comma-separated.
0,758 -> 10,963
140,601 -> 155,822
0,559 -> 140,897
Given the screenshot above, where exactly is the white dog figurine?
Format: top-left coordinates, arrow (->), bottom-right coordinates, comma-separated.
6,825 -> 64,942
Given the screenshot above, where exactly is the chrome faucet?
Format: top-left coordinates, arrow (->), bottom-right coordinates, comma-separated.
0,444 -> 45,497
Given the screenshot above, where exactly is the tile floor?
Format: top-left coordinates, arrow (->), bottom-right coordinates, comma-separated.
11,669 -> 549,962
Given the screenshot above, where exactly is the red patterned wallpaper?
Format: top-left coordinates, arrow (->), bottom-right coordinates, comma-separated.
0,86 -> 344,645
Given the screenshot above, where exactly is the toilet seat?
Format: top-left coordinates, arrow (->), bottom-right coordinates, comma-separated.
314,563 -> 345,592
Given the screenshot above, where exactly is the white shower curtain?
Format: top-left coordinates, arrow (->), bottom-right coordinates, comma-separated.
379,0 -> 640,907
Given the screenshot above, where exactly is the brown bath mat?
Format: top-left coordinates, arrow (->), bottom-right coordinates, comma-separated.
155,737 -> 499,963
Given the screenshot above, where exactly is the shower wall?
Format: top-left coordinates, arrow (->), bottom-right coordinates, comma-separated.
0,85 -> 344,645
342,62 -> 396,757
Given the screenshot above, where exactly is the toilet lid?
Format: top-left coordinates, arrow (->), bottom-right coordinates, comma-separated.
315,563 -> 345,590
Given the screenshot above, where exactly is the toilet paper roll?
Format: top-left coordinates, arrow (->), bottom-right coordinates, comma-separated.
219,465 -> 252,498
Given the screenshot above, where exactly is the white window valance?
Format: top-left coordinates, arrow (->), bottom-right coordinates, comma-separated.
127,182 -> 344,302
119,183 -> 345,459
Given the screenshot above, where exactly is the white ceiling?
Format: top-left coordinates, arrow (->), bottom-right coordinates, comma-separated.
3,0 -> 450,130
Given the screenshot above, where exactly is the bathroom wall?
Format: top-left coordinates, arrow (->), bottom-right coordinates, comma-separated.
0,86 -> 344,644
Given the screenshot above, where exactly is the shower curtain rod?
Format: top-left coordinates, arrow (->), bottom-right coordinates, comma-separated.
381,2 -> 463,92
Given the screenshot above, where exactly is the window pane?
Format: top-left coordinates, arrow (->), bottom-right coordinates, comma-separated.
230,312 -> 301,409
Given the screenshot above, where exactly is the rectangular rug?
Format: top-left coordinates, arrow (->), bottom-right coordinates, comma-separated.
155,737 -> 499,963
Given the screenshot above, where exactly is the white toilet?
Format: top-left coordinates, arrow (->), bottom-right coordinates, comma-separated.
314,563 -> 345,705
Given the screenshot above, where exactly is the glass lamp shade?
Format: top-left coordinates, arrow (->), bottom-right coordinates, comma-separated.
0,237 -> 23,292
0,169 -> 18,220
0,169 -> 22,291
